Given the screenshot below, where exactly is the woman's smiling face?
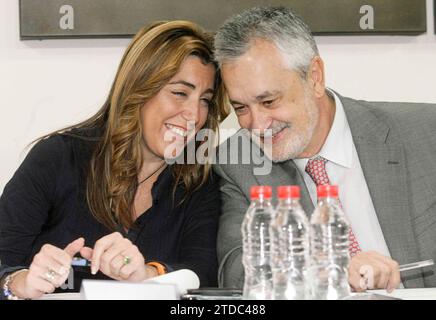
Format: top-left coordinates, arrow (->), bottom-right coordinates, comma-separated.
140,55 -> 216,161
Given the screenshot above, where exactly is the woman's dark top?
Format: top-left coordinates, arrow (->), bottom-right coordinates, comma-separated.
0,128 -> 221,296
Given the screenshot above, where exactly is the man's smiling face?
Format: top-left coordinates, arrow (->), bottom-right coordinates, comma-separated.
222,39 -> 320,162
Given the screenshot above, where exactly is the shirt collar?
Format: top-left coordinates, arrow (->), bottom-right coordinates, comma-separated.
294,88 -> 353,170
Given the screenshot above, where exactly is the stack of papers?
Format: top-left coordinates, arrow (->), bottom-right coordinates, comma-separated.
39,269 -> 200,300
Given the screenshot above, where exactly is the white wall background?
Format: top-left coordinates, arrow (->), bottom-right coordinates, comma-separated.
1,0 -> 436,192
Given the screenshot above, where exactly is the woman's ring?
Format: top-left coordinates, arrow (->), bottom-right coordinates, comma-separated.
44,269 -> 57,283
122,256 -> 131,266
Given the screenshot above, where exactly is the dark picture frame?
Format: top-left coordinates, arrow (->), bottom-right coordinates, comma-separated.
19,0 -> 427,40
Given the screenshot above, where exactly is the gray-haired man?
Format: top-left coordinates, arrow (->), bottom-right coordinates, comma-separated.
213,6 -> 436,292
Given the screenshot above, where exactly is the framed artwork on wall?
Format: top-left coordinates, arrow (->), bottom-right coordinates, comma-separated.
19,0 -> 427,40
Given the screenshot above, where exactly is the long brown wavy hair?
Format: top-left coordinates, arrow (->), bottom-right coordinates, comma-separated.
33,21 -> 229,230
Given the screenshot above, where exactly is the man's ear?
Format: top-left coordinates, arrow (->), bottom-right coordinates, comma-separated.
307,56 -> 326,98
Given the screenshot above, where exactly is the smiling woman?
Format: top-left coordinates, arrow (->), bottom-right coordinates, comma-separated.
0,20 -> 229,300
140,56 -> 216,164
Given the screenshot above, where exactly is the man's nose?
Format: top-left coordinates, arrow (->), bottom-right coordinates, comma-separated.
249,108 -> 272,133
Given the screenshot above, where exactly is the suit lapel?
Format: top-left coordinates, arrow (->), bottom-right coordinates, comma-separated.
280,160 -> 314,216
341,95 -> 424,287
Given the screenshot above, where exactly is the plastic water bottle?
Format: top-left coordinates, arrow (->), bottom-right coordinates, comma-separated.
270,186 -> 310,300
309,185 -> 351,300
241,186 -> 274,300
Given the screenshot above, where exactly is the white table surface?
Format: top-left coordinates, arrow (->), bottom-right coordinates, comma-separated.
39,288 -> 436,300
368,288 -> 436,300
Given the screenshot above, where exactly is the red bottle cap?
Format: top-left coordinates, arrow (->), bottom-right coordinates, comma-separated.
277,186 -> 300,199
250,186 -> 272,200
317,185 -> 338,198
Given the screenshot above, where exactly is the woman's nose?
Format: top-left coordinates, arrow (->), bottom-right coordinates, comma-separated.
181,100 -> 200,125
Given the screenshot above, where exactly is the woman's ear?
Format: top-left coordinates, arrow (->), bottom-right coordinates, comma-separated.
308,56 -> 326,99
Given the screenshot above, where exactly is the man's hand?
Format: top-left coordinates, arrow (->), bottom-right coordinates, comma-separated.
348,251 -> 401,293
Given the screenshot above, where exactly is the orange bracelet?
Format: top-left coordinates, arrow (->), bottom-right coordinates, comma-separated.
146,261 -> 167,276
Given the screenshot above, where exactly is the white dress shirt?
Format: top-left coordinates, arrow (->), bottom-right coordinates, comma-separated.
293,90 -> 393,259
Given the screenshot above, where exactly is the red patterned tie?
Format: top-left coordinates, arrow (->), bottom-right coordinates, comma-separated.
305,156 -> 362,257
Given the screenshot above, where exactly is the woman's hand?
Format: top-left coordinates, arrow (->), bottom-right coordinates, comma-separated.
80,232 -> 157,282
10,238 -> 85,299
